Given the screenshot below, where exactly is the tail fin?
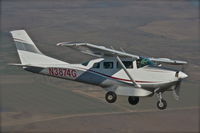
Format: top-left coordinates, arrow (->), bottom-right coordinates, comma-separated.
10,30 -> 68,65
10,30 -> 43,55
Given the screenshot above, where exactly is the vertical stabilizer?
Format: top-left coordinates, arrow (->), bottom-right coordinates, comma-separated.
10,30 -> 68,65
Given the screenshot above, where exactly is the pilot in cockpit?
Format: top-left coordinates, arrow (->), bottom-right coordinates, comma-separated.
137,57 -> 154,68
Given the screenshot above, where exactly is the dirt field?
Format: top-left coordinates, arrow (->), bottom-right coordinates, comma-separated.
0,0 -> 199,132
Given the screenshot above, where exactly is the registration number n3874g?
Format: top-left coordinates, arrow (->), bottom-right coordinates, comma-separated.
48,68 -> 77,78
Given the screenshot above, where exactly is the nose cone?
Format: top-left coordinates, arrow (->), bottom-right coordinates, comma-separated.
179,71 -> 188,79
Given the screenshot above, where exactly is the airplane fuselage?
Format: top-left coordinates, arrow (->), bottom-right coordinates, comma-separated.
24,58 -> 185,93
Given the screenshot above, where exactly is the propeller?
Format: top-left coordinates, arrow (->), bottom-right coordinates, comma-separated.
173,79 -> 182,100
173,70 -> 188,100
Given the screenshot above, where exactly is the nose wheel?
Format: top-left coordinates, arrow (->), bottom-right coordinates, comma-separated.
155,92 -> 167,110
157,99 -> 167,110
105,91 -> 117,103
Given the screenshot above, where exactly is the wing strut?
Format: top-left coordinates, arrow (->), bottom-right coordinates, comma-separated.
116,56 -> 141,88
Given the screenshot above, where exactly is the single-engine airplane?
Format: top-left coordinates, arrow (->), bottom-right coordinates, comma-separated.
10,30 -> 188,110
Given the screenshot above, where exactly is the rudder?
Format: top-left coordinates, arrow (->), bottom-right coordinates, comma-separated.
10,30 -> 68,65
10,30 -> 42,55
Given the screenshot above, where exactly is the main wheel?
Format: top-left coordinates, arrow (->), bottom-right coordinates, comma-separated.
128,96 -> 139,105
157,99 -> 167,110
105,91 -> 117,103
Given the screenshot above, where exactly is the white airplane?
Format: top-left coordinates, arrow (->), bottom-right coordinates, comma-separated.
10,30 -> 188,110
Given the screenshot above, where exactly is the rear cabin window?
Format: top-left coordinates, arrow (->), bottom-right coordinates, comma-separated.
117,61 -> 133,69
92,62 -> 100,68
82,61 -> 89,66
103,62 -> 113,69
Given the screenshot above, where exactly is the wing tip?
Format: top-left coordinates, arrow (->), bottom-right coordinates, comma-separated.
10,29 -> 26,34
56,42 -> 87,47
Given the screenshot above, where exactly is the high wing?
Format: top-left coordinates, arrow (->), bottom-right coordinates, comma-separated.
57,42 -> 139,59
149,57 -> 187,65
57,42 -> 187,65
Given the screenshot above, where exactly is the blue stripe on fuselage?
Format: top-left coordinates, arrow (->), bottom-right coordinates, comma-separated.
76,70 -> 107,86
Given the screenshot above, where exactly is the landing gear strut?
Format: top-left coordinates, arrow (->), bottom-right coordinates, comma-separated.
156,92 -> 167,110
128,96 -> 139,105
105,91 -> 117,103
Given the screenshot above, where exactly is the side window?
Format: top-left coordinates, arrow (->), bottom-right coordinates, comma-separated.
82,61 -> 89,66
117,61 -> 133,69
92,62 -> 100,69
136,59 -> 142,68
124,61 -> 133,68
103,62 -> 113,69
136,58 -> 154,68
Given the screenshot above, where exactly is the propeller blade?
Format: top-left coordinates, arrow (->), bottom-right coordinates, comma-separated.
181,65 -> 185,72
173,80 -> 182,100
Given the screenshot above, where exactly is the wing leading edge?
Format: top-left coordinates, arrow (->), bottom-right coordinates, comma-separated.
57,42 -> 139,59
149,57 -> 187,65
57,42 -> 187,65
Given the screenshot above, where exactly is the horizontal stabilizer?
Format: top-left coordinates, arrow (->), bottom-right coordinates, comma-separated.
8,63 -> 25,66
8,63 -> 44,68
8,63 -> 45,74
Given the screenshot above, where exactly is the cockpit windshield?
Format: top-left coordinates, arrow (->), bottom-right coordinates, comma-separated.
136,57 -> 154,68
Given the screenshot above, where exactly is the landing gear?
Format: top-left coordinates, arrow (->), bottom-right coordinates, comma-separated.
105,91 -> 117,103
155,92 -> 167,110
157,99 -> 167,110
128,96 -> 139,105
